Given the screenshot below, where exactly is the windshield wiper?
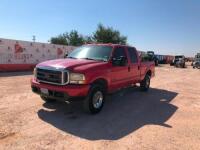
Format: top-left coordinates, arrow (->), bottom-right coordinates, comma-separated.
67,56 -> 76,59
82,58 -> 96,60
83,58 -> 107,62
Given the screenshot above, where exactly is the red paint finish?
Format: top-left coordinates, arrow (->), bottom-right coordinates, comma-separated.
31,44 -> 155,99
31,78 -> 90,97
14,42 -> 23,53
0,64 -> 36,72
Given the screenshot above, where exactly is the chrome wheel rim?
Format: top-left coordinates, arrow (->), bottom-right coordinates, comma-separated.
93,91 -> 103,109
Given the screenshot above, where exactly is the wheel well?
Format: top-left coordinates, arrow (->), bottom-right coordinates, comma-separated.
92,78 -> 108,93
146,70 -> 152,77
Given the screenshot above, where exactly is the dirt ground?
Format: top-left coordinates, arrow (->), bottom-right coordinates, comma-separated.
0,64 -> 200,150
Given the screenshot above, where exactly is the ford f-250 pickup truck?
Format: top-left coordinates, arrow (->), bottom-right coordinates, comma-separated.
31,44 -> 155,114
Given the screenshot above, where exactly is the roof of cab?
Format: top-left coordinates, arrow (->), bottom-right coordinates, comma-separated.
84,43 -> 136,49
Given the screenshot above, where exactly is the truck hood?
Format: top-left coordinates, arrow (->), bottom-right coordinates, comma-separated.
37,58 -> 108,71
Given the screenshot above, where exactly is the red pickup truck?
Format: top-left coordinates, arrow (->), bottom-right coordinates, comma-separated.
31,44 -> 155,114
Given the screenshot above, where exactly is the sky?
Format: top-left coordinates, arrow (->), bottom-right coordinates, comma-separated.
0,0 -> 200,56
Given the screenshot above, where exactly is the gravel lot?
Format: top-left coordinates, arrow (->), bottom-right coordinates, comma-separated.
0,64 -> 200,150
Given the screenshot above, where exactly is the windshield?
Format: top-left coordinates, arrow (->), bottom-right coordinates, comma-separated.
175,56 -> 184,59
68,45 -> 112,62
147,51 -> 154,55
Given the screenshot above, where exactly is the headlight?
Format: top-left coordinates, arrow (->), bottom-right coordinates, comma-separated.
69,73 -> 85,84
33,68 -> 37,78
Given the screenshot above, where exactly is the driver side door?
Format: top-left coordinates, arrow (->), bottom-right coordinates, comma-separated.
110,46 -> 130,91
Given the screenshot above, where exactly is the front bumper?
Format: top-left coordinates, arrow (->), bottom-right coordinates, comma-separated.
31,78 -> 90,101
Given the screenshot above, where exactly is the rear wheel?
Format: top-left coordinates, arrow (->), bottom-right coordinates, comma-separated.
83,84 -> 105,114
140,75 -> 151,91
182,63 -> 185,68
40,95 -> 56,102
155,60 -> 159,66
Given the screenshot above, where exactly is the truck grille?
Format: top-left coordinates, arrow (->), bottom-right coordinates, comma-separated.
36,67 -> 68,85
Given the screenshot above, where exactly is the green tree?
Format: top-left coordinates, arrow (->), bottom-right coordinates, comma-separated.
84,36 -> 93,43
50,30 -> 85,46
67,30 -> 85,46
50,33 -> 68,45
50,24 -> 128,45
93,24 -> 127,44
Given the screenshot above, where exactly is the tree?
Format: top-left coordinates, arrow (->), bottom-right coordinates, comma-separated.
67,30 -> 85,46
50,33 -> 68,45
50,30 -> 85,46
84,36 -> 93,44
50,24 -> 128,45
93,24 -> 127,44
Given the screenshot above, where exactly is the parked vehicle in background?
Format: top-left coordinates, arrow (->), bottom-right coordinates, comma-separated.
192,53 -> 200,69
31,44 -> 155,114
156,55 -> 165,64
165,55 -> 174,64
147,51 -> 159,66
193,60 -> 200,69
171,55 -> 186,68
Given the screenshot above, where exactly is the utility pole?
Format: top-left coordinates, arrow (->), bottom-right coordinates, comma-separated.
32,35 -> 36,42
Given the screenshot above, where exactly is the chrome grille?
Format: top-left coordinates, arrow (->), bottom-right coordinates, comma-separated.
36,67 -> 68,85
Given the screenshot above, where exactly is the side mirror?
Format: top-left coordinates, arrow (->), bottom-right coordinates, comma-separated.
112,56 -> 127,66
64,53 -> 68,58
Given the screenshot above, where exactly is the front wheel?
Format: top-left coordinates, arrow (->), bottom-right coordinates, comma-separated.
83,84 -> 105,114
140,75 -> 151,91
40,95 -> 56,102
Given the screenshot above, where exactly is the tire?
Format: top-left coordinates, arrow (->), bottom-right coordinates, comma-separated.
155,60 -> 158,66
182,63 -> 185,68
83,84 -> 105,114
140,75 -> 151,91
40,95 -> 56,102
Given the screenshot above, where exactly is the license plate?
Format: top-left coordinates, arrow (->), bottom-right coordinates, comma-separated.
40,88 -> 49,95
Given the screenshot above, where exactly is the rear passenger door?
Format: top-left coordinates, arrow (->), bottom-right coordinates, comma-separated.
127,47 -> 140,83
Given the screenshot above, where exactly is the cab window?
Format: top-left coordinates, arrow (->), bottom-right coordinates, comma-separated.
128,47 -> 138,63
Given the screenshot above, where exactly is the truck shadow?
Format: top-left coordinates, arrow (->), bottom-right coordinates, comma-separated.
38,87 -> 178,140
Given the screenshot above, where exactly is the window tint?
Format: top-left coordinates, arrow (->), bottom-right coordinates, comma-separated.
113,47 -> 127,58
128,48 -> 138,63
